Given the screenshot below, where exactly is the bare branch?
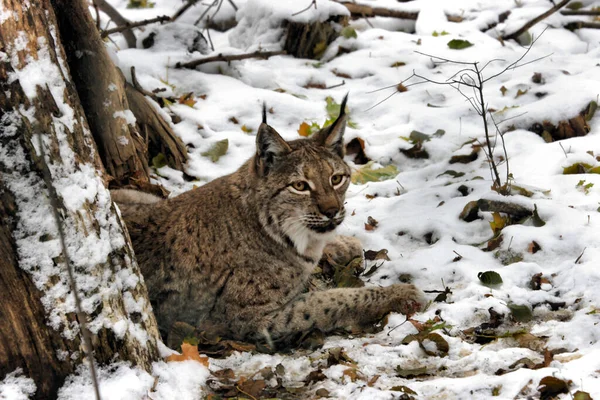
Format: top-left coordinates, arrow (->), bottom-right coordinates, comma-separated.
502,0 -> 570,41
93,0 -> 136,47
194,0 -> 219,25
337,1 -> 418,20
101,15 -> 171,38
172,0 -> 200,21
565,21 -> 600,30
175,50 -> 286,69
130,66 -> 159,102
561,9 -> 600,16
414,51 -> 477,66
483,28 -> 548,83
327,80 -> 346,89
292,0 -> 317,17
227,0 -> 238,11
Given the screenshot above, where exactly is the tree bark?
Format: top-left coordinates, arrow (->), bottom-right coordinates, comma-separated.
0,187 -> 75,398
51,0 -> 151,185
0,0 -> 161,398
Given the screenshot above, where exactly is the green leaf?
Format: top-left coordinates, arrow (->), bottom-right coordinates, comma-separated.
508,303 -> 533,322
325,96 -> 342,119
563,162 -> 597,174
585,100 -> 598,121
478,271 -> 503,287
574,390 -> 593,400
447,39 -> 473,50
201,139 -> 229,162
152,153 -> 167,169
532,204 -> 546,227
341,26 -> 358,39
567,1 -> 583,10
437,170 -> 465,178
409,130 -> 431,143
351,162 -> 399,184
432,30 -> 449,37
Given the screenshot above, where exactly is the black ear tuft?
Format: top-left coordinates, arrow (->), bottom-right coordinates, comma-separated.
262,102 -> 267,124
338,92 -> 348,119
255,123 -> 292,176
314,93 -> 349,157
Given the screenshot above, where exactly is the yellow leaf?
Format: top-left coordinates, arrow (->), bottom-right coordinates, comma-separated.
298,122 -> 311,137
489,212 -> 507,235
241,124 -> 254,134
166,343 -> 209,367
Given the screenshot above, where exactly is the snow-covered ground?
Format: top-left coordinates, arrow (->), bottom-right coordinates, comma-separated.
5,0 -> 600,398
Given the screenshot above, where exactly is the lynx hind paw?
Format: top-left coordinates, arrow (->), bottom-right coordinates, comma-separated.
391,284 -> 427,315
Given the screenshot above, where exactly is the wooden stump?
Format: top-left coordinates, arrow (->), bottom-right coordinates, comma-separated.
284,15 -> 349,59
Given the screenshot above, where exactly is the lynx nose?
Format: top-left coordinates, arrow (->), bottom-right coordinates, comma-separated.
320,207 -> 339,219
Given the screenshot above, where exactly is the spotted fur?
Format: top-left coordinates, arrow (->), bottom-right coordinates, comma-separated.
113,95 -> 425,346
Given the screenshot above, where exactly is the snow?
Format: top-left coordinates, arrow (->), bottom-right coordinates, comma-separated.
0,370 -> 36,400
4,0 -> 600,398
229,0 -> 349,51
0,2 -> 157,373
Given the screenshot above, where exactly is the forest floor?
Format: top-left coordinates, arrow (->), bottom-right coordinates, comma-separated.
12,0 -> 600,399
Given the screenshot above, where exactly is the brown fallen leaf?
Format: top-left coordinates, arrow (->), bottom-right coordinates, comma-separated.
365,216 -> 378,231
364,249 -> 390,261
166,343 -> 209,367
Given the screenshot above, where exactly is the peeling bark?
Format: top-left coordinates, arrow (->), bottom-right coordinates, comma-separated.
0,1 -> 161,398
51,0 -> 151,185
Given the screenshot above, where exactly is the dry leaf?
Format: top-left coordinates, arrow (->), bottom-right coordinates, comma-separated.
166,343 -> 209,367
365,216 -> 379,231
298,122 -> 311,137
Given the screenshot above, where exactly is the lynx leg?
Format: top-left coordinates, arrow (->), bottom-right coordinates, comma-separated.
258,284 -> 425,344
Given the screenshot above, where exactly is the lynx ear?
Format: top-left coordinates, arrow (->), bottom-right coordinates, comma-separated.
314,93 -> 348,157
256,103 -> 292,175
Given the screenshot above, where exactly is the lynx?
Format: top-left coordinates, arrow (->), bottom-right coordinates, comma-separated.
113,95 -> 425,347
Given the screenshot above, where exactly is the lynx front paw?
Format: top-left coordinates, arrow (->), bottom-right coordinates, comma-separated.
388,284 -> 427,315
322,235 -> 363,266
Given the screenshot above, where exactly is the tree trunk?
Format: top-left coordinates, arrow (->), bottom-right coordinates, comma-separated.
51,0 -> 184,185
0,0 -> 161,398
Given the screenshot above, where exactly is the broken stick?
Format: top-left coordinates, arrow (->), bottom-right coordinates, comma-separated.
175,50 -> 286,69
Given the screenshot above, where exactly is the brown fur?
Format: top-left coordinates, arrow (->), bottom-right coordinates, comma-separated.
113,96 -> 425,346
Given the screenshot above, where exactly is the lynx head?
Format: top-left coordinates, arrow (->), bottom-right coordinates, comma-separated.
251,95 -> 351,260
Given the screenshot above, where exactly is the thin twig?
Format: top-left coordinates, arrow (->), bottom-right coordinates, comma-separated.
130,66 -> 160,103
93,0 -> 136,48
35,134 -> 101,400
101,15 -> 171,38
484,28 -> 549,83
565,21 -> 600,30
558,142 -> 568,158
292,0 -> 317,16
575,247 -> 586,264
92,1 -> 101,31
327,80 -> 346,89
337,1 -> 418,20
175,50 -> 286,69
205,17 -> 215,52
561,9 -> 600,16
227,0 -> 238,11
502,0 -> 570,41
172,0 -> 199,21
194,0 -> 219,26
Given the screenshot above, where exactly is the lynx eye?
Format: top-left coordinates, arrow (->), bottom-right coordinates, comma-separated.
331,174 -> 345,186
290,181 -> 309,192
